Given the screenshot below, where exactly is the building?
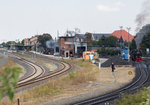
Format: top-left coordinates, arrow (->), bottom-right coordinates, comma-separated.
92,33 -> 111,41
30,35 -> 39,46
46,39 -> 59,55
24,38 -> 30,46
29,35 -> 39,50
74,34 -> 87,57
59,36 -> 74,57
111,30 -> 134,42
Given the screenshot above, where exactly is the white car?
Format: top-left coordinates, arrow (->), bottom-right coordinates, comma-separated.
54,52 -> 60,56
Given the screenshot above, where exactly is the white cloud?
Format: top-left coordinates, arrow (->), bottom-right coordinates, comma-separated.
97,5 -> 120,12
114,1 -> 125,7
97,1 -> 125,12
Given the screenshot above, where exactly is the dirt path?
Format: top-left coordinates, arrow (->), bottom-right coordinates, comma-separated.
44,66 -> 135,105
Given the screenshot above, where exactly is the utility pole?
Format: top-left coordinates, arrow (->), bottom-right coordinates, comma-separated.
57,30 -> 59,40
119,26 -> 123,48
127,27 -> 131,62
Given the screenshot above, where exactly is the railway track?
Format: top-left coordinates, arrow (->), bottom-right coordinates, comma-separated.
7,53 -> 72,89
73,62 -> 149,105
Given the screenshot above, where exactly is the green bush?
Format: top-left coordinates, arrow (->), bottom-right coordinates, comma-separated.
115,87 -> 150,105
98,48 -> 121,56
0,67 -> 22,100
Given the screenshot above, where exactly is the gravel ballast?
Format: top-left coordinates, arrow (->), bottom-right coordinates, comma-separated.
101,56 -> 131,67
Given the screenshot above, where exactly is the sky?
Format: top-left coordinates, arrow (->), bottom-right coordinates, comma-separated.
0,0 -> 144,43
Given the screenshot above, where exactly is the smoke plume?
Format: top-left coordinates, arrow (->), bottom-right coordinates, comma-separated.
135,0 -> 150,32
135,24 -> 150,47
46,40 -> 55,49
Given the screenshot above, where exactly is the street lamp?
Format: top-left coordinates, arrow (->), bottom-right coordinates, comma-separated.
101,35 -> 105,56
127,27 -> 131,62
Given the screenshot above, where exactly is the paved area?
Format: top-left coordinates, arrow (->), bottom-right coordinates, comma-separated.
99,58 -> 108,64
0,53 -> 8,67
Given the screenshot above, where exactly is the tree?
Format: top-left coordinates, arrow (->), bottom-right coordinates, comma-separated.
65,28 -> 81,36
92,40 -> 98,46
85,32 -> 93,46
98,36 -> 118,47
0,67 -> 22,100
98,38 -> 103,47
140,32 -> 150,52
38,33 -> 52,49
1,42 -> 6,47
106,36 -> 118,47
6,41 -> 16,46
74,28 -> 81,34
21,39 -> 24,46
130,39 -> 137,51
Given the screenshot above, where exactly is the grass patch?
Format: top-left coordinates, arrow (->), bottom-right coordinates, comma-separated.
0,56 -> 3,59
64,59 -> 98,85
0,59 -> 99,105
115,87 -> 150,105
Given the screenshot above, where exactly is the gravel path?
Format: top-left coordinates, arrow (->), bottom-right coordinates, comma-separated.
44,72 -> 119,105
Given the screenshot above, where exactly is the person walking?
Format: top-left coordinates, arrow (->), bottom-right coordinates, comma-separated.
111,62 -> 115,72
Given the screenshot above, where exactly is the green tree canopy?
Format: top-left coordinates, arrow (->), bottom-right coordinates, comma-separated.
130,39 -> 137,50
21,39 -> 24,46
38,33 -> 52,49
5,41 -> 16,46
140,32 -> 150,52
97,36 -> 118,47
106,36 -> 118,47
92,40 -> 98,46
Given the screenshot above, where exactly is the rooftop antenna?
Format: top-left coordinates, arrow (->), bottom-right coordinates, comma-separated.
66,29 -> 69,36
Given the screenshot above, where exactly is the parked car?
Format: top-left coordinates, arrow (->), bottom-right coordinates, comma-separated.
54,52 -> 60,56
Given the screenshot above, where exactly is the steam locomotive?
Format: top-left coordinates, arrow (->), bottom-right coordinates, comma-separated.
130,49 -> 142,62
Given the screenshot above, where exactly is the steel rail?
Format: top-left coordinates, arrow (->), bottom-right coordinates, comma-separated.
9,53 -> 72,89
73,62 -> 149,105
17,62 -> 70,88
9,55 -> 45,84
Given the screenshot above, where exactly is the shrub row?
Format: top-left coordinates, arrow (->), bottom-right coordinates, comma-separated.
98,48 -> 121,56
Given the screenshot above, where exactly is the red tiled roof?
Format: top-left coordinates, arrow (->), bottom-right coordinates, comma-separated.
111,30 -> 134,42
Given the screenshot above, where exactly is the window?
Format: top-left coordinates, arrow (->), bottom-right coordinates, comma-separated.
64,38 -> 67,41
69,44 -> 71,48
68,38 -> 73,42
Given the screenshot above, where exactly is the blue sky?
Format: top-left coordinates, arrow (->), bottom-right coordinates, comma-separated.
0,0 -> 145,42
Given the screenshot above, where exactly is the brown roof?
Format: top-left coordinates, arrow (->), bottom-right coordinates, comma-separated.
111,30 -> 134,42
